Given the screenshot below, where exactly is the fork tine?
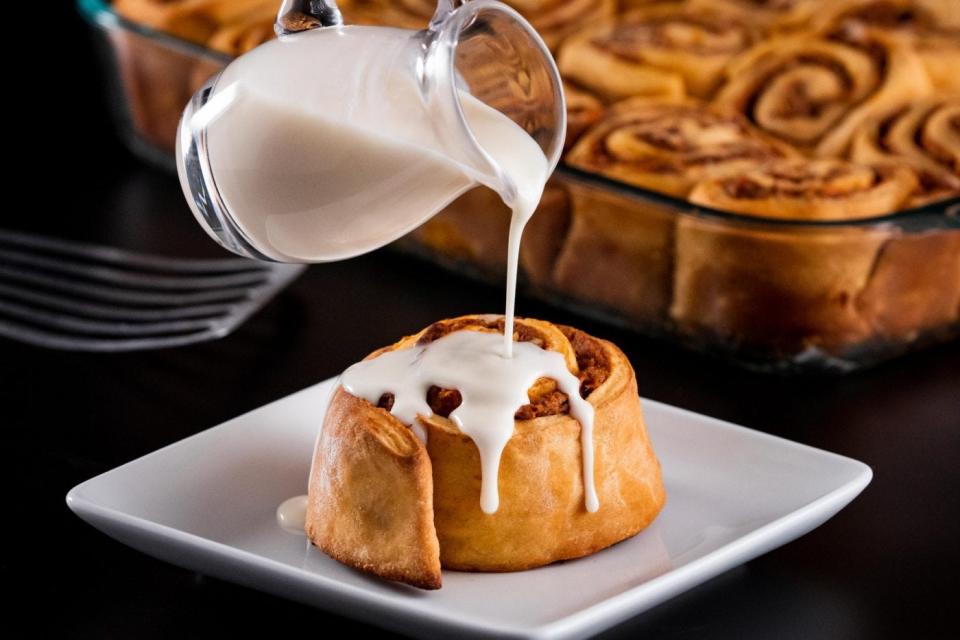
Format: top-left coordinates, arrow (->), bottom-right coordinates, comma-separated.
0,229 -> 305,351
0,228 -> 262,273
0,282 -> 235,321
0,319 -> 226,352
0,264 -> 255,305
0,299 -> 217,336
0,246 -> 270,290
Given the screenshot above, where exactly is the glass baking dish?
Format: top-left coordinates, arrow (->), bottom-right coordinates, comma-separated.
79,0 -> 232,169
78,0 -> 960,372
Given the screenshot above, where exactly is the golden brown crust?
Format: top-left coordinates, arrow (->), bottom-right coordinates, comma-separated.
552,180 -> 675,327
566,98 -> 796,198
408,187 -> 513,276
713,29 -> 932,157
558,3 -> 758,101
408,183 -> 571,286
306,387 -> 442,589
688,0 -> 810,29
305,315 -> 665,586
425,337 -> 663,571
114,0 -> 276,46
520,184 -> 573,288
856,231 -> 960,340
774,0 -> 960,91
111,0 -> 276,151
564,83 -> 605,150
849,97 -> 960,206
204,3 -> 276,55
670,217 -> 894,352
687,158 -> 918,219
676,157 -> 920,351
340,0 -> 616,51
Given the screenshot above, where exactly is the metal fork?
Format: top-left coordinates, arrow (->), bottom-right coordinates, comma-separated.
0,229 -> 304,351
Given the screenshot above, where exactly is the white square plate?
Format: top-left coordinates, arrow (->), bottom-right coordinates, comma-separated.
67,378 -> 871,639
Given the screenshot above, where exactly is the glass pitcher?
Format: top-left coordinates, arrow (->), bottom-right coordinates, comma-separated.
176,0 -> 565,262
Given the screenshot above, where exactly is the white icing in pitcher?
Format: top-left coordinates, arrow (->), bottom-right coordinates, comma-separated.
199,26 -> 549,269
341,330 -> 599,514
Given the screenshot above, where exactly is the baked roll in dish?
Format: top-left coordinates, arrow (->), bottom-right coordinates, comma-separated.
565,98 -> 796,198
687,159 -> 918,220
776,0 -> 960,92
552,180 -> 676,327
305,315 -> 665,589
556,98 -> 795,327
114,0 -> 276,47
856,230 -> 960,342
714,29 -> 932,157
687,0 -> 809,29
558,3 -> 758,101
563,83 -> 605,150
673,159 -> 918,353
340,0 -> 617,51
112,0 -> 278,151
204,2 -> 276,55
850,97 -> 960,206
408,182 -> 571,286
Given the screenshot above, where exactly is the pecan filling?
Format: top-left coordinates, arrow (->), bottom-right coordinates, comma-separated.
377,321 -> 613,422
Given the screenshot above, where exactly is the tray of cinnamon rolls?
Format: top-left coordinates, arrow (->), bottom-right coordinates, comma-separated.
81,0 -> 960,371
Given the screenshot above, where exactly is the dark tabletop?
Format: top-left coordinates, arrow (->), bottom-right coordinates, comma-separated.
9,5 -> 959,638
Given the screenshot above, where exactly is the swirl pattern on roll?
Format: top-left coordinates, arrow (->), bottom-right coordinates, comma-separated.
687,0 -> 809,28
306,315 -> 665,588
778,0 -> 960,92
565,98 -> 796,197
115,0 -> 276,48
688,158 -> 917,219
340,0 -> 616,50
713,30 -> 931,157
850,97 -> 960,206
558,3 -> 757,101
205,3 -> 277,55
563,83 -> 605,149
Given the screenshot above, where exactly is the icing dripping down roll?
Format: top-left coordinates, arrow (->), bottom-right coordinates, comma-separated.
306,315 -> 665,588
341,322 -> 598,514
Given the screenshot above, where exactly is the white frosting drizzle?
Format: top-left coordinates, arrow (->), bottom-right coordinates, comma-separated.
276,494 -> 308,534
340,330 -> 599,514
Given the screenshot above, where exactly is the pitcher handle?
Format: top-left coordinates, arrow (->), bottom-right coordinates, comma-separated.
430,0 -> 467,29
275,0 -> 344,35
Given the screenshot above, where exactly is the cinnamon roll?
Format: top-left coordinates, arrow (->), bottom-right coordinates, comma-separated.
856,230 -> 960,341
204,3 -> 277,55
850,98 -> 960,206
408,183 -> 570,286
306,315 -> 665,589
112,0 -> 277,151
337,0 -> 434,30
564,83 -> 605,150
114,0 -> 275,45
687,159 -> 918,219
672,158 -> 916,353
686,0 -> 809,28
340,0 -> 617,50
565,98 -> 796,198
557,3 -> 758,101
552,180 -> 676,327
775,0 -> 960,91
714,30 -> 932,157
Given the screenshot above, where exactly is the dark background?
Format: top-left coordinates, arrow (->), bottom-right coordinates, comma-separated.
5,3 -> 957,637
